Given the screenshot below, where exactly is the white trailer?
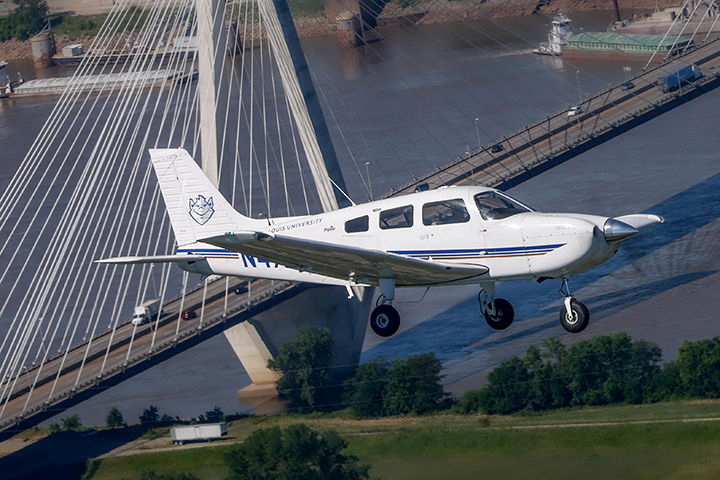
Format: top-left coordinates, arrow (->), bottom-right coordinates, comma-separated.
170,423 -> 227,444
131,299 -> 160,326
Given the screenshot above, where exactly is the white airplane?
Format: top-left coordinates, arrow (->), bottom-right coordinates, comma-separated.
99,148 -> 663,337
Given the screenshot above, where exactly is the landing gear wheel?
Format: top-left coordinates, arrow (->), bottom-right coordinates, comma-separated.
483,298 -> 514,330
370,305 -> 401,337
559,299 -> 589,333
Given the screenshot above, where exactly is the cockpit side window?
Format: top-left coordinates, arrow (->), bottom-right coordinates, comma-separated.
474,191 -> 534,220
380,205 -> 414,230
422,199 -> 470,226
345,215 -> 369,233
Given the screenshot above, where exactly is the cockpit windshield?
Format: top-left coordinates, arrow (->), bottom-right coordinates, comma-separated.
474,191 -> 535,220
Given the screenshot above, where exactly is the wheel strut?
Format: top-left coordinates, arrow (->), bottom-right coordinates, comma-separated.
558,278 -> 590,333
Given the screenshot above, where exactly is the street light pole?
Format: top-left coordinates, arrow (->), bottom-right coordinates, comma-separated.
365,162 -> 373,200
475,117 -> 481,150
576,70 -> 582,103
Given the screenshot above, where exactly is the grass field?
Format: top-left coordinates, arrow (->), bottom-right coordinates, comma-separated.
84,399 -> 720,480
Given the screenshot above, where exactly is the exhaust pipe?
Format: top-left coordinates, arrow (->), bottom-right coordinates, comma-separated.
603,218 -> 638,244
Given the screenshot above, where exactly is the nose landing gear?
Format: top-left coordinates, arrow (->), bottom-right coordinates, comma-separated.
559,278 -> 589,333
478,288 -> 515,330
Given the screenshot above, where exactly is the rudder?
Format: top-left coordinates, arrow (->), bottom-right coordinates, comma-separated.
149,148 -> 255,247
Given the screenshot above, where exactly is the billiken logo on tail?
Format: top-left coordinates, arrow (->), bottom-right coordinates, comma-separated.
189,195 -> 214,225
98,148 -> 664,339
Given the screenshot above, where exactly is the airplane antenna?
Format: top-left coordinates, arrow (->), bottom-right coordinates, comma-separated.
329,178 -> 356,207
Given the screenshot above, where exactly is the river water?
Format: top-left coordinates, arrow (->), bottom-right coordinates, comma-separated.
5,8 -> 720,425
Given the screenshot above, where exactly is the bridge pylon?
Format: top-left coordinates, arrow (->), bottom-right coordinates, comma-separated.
196,0 -> 367,412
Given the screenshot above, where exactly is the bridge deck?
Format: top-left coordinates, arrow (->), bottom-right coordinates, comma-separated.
0,277 -> 302,439
5,36 -> 720,440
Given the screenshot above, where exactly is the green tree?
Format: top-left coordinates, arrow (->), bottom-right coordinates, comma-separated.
61,414 -> 82,431
105,406 -> 125,428
225,424 -> 370,480
344,358 -> 389,418
0,0 -> 49,41
139,405 -> 160,424
383,352 -> 447,416
664,336 -> 720,398
203,406 -> 224,423
472,355 -> 533,415
565,333 -> 661,406
267,326 -> 334,412
465,333 -> 662,415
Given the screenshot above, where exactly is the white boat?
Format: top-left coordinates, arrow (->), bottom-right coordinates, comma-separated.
534,14 -> 574,56
0,60 -> 24,98
0,60 -> 11,97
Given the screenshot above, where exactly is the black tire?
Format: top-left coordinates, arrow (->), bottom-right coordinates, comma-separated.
559,299 -> 590,333
370,305 -> 401,337
483,298 -> 514,330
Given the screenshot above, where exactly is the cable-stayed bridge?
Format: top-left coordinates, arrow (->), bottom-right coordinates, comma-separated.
2,0 -> 720,442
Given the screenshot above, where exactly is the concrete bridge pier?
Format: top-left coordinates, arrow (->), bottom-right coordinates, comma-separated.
336,11 -> 364,48
325,0 -> 389,32
227,285 -> 374,414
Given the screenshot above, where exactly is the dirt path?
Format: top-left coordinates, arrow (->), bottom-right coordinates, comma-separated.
96,415 -> 720,458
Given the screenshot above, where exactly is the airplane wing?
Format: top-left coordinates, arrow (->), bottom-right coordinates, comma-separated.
200,232 -> 489,287
96,255 -> 207,265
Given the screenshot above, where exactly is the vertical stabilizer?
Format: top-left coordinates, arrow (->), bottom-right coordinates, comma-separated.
149,148 -> 260,247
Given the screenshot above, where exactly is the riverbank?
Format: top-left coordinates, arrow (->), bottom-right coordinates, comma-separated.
11,399 -> 718,480
0,0 -> 683,61
0,34 -> 95,60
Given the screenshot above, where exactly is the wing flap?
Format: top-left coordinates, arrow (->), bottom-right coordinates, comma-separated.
96,255 -> 206,265
200,232 -> 488,286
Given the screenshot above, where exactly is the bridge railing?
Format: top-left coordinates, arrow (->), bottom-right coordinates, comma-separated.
0,279 -> 299,431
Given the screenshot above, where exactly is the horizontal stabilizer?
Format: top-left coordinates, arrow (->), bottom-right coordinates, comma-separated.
614,214 -> 664,230
95,255 -> 206,265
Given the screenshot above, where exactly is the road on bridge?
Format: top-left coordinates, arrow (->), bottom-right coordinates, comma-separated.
0,276 -> 285,431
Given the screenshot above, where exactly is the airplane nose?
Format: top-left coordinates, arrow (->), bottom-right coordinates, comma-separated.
603,218 -> 638,244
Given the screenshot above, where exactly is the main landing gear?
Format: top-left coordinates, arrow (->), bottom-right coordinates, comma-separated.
558,278 -> 589,333
370,279 -> 401,337
478,279 -> 589,333
478,285 -> 515,330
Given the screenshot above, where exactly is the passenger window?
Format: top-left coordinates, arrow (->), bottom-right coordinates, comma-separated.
474,191 -> 534,220
345,215 -> 369,233
422,199 -> 470,226
380,205 -> 414,230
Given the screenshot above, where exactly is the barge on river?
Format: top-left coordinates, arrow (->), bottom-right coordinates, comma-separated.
535,14 -> 693,62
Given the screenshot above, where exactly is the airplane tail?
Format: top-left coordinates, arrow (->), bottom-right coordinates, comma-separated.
149,148 -> 258,247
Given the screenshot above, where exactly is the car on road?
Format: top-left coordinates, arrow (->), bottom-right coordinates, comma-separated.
567,106 -> 583,117
181,309 -> 197,320
234,283 -> 248,295
81,429 -> 98,437
621,82 -> 635,91
490,144 -> 504,153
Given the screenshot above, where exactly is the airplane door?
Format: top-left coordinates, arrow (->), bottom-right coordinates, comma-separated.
479,216 -> 528,278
